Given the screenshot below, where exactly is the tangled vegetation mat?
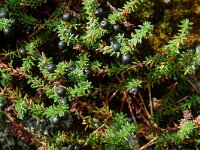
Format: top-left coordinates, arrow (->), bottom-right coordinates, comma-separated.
0,0 -> 200,149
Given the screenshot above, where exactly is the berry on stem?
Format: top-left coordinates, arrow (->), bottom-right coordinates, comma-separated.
11,18 -> 17,27
67,65 -> 76,74
26,25 -> 34,35
43,129 -> 49,136
99,0 -> 106,4
74,144 -> 81,150
58,41 -> 66,50
60,98 -> 67,105
122,53 -> 131,64
112,42 -> 121,51
51,116 -> 61,125
3,28 -> 12,37
62,12 -> 71,22
0,97 -> 6,109
127,117 -> 133,123
0,10 -> 8,18
173,75 -> 180,82
0,101 -> 5,108
100,19 -> 109,29
177,144 -> 186,150
46,64 -> 56,73
113,24 -> 121,32
196,44 -> 200,51
19,48 -> 27,58
56,86 -> 66,97
84,69 -> 92,76
95,8 -> 104,17
129,87 -> 139,95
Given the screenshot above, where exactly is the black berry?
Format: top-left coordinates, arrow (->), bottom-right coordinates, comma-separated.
196,44 -> 200,51
95,8 -> 104,17
84,69 -> 92,76
100,19 -> 109,29
112,42 -> 121,51
74,144 -> 81,150
127,117 -> 133,123
108,36 -> 116,43
51,116 -> 61,125
170,148 -> 178,150
26,25 -> 34,35
187,48 -> 195,53
0,97 -> 6,109
56,86 -> 66,97
62,12 -> 71,22
60,98 -> 67,105
58,41 -> 66,50
99,0 -> 106,4
43,128 -> 50,136
10,18 -> 17,27
0,101 -> 5,108
0,10 -> 8,18
113,24 -> 121,32
129,87 -> 139,95
173,76 -> 180,82
19,48 -> 27,58
122,53 -> 131,64
46,64 -> 56,73
67,65 -> 76,74
3,28 -> 12,37
177,144 -> 186,150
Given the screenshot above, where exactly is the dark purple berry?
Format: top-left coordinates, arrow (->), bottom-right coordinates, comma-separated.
187,48 -> 195,54
26,30 -> 30,35
108,36 -> 116,43
84,69 -> 92,76
170,148 -> 178,150
3,28 -> 12,37
99,0 -> 106,4
10,18 -> 17,27
129,87 -> 139,95
113,24 -> 121,32
122,53 -> 131,64
0,101 -> 5,108
44,126 -> 54,136
62,12 -> 71,22
127,117 -> 133,123
58,41 -> 66,50
173,76 -> 180,82
100,19 -> 109,29
51,116 -> 61,125
112,42 -> 121,51
74,144 -> 81,150
19,48 -> 27,58
67,65 -> 76,73
95,8 -> 104,17
60,98 -> 67,105
56,86 -> 66,97
43,129 -> 50,136
0,97 -> 6,109
46,64 -> 56,73
26,25 -> 34,35
196,44 -> 200,51
0,10 -> 8,18
177,144 -> 186,150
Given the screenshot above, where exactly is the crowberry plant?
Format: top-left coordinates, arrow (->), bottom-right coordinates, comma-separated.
0,0 -> 199,150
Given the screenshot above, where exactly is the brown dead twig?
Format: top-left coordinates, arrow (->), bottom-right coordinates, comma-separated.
187,79 -> 200,95
0,61 -> 27,79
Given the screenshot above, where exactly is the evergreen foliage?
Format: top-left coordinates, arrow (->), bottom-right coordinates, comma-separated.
0,0 -> 200,149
